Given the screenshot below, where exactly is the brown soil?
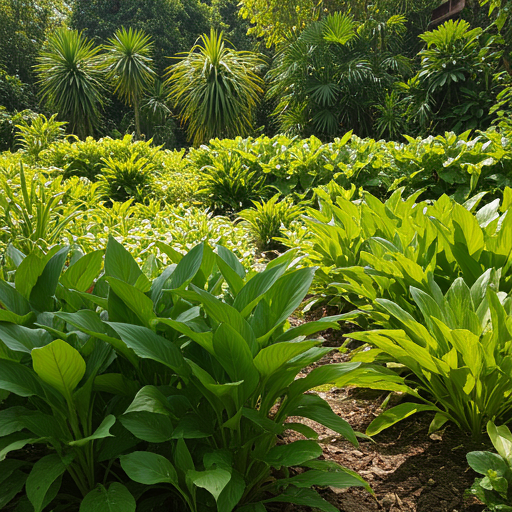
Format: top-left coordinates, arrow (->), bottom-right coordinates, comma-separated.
283,309 -> 489,512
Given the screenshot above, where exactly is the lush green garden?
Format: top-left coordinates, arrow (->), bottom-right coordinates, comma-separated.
1,0 -> 512,511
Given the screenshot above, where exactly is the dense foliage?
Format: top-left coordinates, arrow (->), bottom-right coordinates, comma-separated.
0,237 -> 372,512
2,1 -> 512,510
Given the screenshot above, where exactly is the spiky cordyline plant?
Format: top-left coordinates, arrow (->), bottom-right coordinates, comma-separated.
166,29 -> 265,145
104,27 -> 155,140
35,28 -> 104,139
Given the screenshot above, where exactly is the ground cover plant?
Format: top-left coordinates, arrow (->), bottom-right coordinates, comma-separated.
467,422 -> 512,509
0,238 -> 374,512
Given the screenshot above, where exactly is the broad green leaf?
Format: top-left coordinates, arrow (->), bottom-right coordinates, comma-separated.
0,407 -> 29,435
124,386 -> 173,415
120,452 -> 178,485
0,359 -> 47,397
428,412 -> 449,434
285,423 -> 319,439
466,451 -> 509,476
156,242 -> 183,263
0,407 -> 65,439
0,324 -> 52,353
106,277 -> 155,327
212,323 -> 259,404
5,244 -> 25,268
26,454 -> 66,512
488,422 -> 512,461
334,366 -> 409,394
262,440 -> 322,467
32,339 -> 86,398
153,317 -> 214,354
290,394 -> 358,446
30,246 -> 69,311
187,359 -> 243,400
107,323 -> 191,377
0,468 -> 28,509
217,470 -> 245,512
251,267 -> 316,340
302,459 -> 373,493
93,374 -> 139,397
288,362 -> 360,396
233,261 -> 288,316
104,236 -> 142,286
367,403 -> 438,436
150,264 -> 176,303
264,487 -> 338,512
216,253 -> 244,295
254,341 -> 319,378
120,386 -> 174,443
279,468 -> 366,490
187,468 -> 231,501
0,434 -> 43,461
80,483 -> 136,512
0,280 -> 31,315
183,285 -> 258,355
168,243 -> 204,289
217,245 -> 245,279
15,251 -> 46,300
61,250 -> 104,292
175,438 -> 195,475
0,459 -> 28,485
0,309 -> 35,325
172,414 -> 213,439
275,313 -> 354,342
55,310 -> 138,367
69,415 -> 116,447
120,412 -> 174,443
241,408 -> 284,435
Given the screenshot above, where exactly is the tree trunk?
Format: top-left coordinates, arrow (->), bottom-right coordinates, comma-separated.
134,94 -> 141,141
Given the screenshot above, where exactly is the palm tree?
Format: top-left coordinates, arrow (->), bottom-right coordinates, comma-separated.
35,28 -> 104,139
104,27 -> 155,140
268,12 -> 411,138
165,29 -> 264,145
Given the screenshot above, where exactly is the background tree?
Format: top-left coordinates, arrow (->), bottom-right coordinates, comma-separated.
399,19 -> 502,134
104,27 -> 155,140
268,12 -> 411,138
35,28 -> 105,139
238,0 -> 440,48
0,0 -> 69,84
166,29 -> 264,145
70,0 -> 211,75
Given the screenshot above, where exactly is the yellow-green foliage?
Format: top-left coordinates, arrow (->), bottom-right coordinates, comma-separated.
65,200 -> 255,267
37,135 -> 201,206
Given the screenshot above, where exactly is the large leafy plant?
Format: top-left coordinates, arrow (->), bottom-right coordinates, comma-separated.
283,184 -> 512,312
350,271 -> 512,440
0,238 -> 370,512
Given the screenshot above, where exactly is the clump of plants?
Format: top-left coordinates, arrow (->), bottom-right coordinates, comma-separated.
0,238 -> 371,512
98,154 -> 156,203
238,194 -> 303,251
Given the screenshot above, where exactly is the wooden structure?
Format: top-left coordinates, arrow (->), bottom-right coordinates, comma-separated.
430,0 -> 466,27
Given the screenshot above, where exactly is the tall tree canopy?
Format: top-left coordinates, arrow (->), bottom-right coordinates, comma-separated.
0,0 -> 68,83
238,0 -> 440,47
70,0 -> 211,74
